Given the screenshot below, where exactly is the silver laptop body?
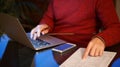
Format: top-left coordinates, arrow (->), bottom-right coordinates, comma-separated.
0,13 -> 66,50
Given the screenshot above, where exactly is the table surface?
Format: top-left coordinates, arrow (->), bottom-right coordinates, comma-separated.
0,39 -> 120,67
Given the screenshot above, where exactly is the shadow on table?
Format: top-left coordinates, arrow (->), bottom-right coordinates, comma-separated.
0,40 -> 59,67
0,41 -> 18,67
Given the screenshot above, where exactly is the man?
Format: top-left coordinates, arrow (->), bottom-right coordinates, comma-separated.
30,0 -> 120,59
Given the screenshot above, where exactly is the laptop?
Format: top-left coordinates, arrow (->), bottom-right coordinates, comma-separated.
0,13 -> 66,50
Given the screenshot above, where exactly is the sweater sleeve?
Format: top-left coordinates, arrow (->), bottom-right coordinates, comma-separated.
95,0 -> 120,47
39,0 -> 54,32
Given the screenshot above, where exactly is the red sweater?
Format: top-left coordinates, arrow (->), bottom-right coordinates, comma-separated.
40,0 -> 120,47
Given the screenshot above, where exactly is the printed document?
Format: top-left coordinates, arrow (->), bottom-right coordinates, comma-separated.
60,48 -> 116,67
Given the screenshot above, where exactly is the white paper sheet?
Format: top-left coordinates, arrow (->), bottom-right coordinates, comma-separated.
60,48 -> 116,67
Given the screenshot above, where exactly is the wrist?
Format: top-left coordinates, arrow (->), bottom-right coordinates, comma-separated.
92,35 -> 106,46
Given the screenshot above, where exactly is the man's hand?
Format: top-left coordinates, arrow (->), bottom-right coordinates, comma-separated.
82,37 -> 105,59
30,24 -> 49,40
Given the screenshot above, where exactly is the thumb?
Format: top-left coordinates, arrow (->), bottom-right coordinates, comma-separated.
41,28 -> 49,35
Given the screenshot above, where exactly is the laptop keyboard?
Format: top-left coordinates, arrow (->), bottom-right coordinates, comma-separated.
27,33 -> 50,48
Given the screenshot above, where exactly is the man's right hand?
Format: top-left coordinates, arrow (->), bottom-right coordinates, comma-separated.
30,24 -> 49,40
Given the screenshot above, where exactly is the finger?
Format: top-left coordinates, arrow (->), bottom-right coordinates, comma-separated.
37,28 -> 41,37
30,28 -> 36,39
90,46 -> 96,57
94,48 -> 99,57
82,47 -> 90,59
37,25 -> 48,36
99,49 -> 104,56
41,29 -> 49,35
36,25 -> 41,37
82,42 -> 93,59
33,33 -> 37,40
